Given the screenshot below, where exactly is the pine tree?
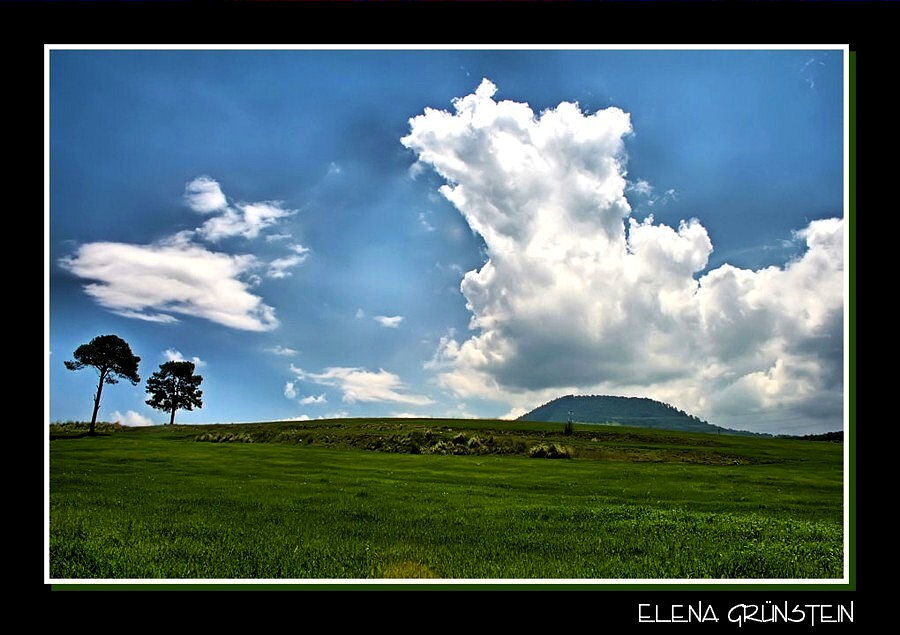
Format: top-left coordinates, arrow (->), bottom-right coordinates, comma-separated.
145,361 -> 203,425
64,334 -> 141,435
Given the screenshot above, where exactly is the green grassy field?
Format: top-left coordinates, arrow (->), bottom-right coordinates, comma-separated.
49,419 -> 843,580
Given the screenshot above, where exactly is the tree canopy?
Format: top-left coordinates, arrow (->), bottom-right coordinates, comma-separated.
145,361 -> 203,425
64,334 -> 141,434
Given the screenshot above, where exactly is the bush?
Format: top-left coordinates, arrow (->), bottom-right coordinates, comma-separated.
425,440 -> 455,455
49,421 -> 119,436
195,432 -> 253,443
528,443 -> 574,459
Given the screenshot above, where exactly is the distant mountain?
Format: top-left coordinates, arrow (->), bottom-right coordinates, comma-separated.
517,394 -> 766,436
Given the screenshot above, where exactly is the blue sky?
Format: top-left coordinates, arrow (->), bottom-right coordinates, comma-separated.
48,48 -> 845,434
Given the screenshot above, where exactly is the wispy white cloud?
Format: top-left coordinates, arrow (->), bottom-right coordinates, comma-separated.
374,315 -> 404,328
284,382 -> 297,400
112,310 -> 180,324
198,201 -> 296,242
801,56 -> 827,89
267,256 -> 306,279
291,365 -> 433,406
110,410 -> 154,427
164,348 -> 206,368
184,176 -> 296,242
627,179 -> 654,197
265,233 -> 292,243
284,411 -> 348,421
184,176 -> 227,214
418,212 -> 436,232
355,308 -> 366,319
408,161 -> 426,179
300,393 -> 327,405
267,345 -> 298,356
60,238 -> 279,331
267,244 -> 310,279
435,262 -> 465,277
627,179 -> 677,207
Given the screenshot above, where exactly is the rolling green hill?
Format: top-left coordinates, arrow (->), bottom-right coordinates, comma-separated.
49,417 -> 842,580
518,394 -> 764,436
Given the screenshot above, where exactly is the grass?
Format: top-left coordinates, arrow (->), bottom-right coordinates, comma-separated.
49,418 -> 843,579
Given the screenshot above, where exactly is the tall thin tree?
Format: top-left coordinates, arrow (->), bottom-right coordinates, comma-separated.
64,335 -> 141,435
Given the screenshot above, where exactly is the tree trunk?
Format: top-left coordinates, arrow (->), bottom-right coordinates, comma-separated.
90,370 -> 106,435
170,407 -> 176,425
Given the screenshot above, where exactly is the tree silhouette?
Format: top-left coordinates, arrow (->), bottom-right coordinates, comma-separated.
64,334 -> 141,435
145,361 -> 203,425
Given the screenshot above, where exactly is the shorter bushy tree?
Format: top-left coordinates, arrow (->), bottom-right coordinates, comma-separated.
145,361 -> 203,425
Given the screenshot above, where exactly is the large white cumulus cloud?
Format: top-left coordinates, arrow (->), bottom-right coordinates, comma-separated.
404,79 -> 844,433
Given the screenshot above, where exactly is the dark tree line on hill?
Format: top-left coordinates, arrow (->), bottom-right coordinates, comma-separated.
777,431 -> 843,442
